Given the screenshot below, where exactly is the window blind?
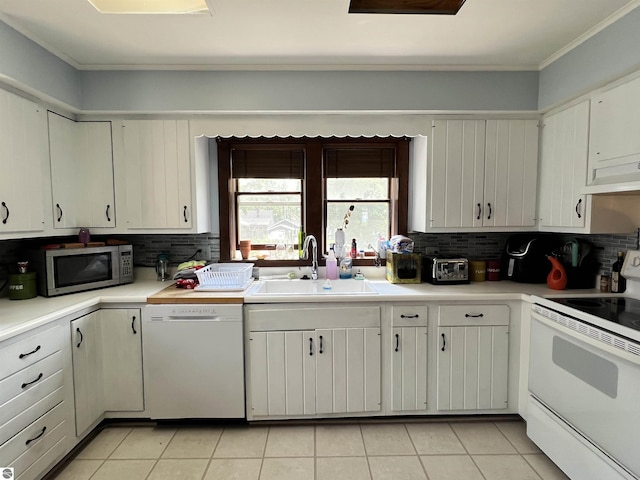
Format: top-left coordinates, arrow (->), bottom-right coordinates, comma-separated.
232,149 -> 304,179
324,147 -> 395,178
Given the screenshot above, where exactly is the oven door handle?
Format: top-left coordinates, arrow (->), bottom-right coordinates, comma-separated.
531,310 -> 640,367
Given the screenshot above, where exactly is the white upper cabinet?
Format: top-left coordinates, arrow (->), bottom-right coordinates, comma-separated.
587,74 -> 640,191
0,90 -> 49,236
48,113 -> 115,229
484,120 -> 539,228
410,119 -> 538,232
538,101 -> 589,231
113,119 -> 210,232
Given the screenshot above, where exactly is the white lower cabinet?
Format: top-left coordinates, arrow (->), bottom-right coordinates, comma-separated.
70,311 -> 104,436
436,304 -> 510,411
249,327 -> 381,418
0,322 -> 74,480
100,309 -> 143,412
390,305 -> 428,412
71,308 -> 143,436
246,304 -> 381,420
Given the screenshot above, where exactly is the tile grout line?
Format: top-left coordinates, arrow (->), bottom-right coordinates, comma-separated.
201,426 -> 225,480
449,422 -> 489,480
85,426 -> 135,480
492,421 -> 544,480
143,426 -> 178,480
256,426 -> 270,479
403,422 -> 431,480
359,424 -> 375,480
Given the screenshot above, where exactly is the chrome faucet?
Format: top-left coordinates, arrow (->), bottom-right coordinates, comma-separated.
302,235 -> 319,280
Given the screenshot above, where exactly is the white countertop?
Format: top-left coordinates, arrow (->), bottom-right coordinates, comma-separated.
0,267 -> 602,343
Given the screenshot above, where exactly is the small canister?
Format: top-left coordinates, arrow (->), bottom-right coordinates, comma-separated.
9,272 -> 37,300
469,260 -> 487,282
487,259 -> 501,281
600,275 -> 611,293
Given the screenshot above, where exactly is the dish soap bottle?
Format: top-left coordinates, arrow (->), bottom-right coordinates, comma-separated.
339,257 -> 353,279
350,238 -> 357,258
326,249 -> 338,280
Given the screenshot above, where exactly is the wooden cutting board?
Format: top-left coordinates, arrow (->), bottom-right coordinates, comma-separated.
60,242 -> 85,249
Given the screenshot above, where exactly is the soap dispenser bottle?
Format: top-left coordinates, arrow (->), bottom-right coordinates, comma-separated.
326,249 -> 338,280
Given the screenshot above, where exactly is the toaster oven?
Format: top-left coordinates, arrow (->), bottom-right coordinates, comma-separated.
422,255 -> 469,285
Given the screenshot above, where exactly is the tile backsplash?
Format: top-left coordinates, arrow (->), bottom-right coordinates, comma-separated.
1,231 -> 638,293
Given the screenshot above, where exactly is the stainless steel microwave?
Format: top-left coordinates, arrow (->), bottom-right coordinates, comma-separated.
29,245 -> 133,297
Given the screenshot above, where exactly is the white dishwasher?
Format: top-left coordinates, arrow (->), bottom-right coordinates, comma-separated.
143,304 -> 245,419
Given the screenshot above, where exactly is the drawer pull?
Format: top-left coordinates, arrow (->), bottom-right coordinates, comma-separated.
465,313 -> 484,318
19,345 -> 42,359
400,314 -> 419,319
25,426 -> 46,446
21,372 -> 44,389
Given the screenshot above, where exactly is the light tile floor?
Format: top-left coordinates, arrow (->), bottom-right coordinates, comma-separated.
52,420 -> 569,480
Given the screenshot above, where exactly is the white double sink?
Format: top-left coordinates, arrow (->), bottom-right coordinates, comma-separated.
248,278 -> 378,297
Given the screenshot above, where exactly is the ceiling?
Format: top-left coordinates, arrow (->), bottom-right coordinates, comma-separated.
0,0 -> 637,70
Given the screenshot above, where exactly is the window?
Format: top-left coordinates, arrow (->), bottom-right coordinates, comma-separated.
217,137 -> 409,264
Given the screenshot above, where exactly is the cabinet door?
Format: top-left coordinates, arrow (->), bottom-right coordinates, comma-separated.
100,309 -> 143,412
590,75 -> 640,168
391,327 -> 427,412
437,325 -> 508,411
116,120 -> 192,230
539,102 -> 589,229
0,91 -> 47,235
71,312 -> 104,435
429,120 -> 486,228
316,328 -> 381,414
249,330 -> 315,417
49,114 -> 115,229
484,119 -> 538,227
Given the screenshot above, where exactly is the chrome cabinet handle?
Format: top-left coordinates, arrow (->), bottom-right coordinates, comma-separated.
183,205 -> 188,223
400,314 -> 419,319
21,372 -> 44,389
131,315 -> 137,334
56,203 -> 63,222
465,313 -> 484,318
441,333 -> 446,351
487,203 -> 492,220
575,198 -> 582,219
106,204 -> 111,222
19,345 -> 41,359
309,337 -> 313,356
76,327 -> 84,348
476,203 -> 481,220
25,426 -> 46,445
1,201 -> 8,224
395,333 -> 400,352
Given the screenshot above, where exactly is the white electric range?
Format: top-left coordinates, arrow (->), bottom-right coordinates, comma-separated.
528,250 -> 640,480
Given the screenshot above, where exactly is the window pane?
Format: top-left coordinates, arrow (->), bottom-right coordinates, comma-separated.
237,194 -> 301,256
326,201 -> 389,255
238,178 -> 301,193
326,178 -> 388,200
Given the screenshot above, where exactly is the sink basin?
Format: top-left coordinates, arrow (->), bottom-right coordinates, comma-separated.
250,279 -> 378,296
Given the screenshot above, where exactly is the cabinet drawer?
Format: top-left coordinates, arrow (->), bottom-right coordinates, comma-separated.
0,325 -> 64,381
0,378 -> 64,446
0,351 -> 63,407
0,401 -> 67,471
438,305 -> 509,326
391,305 -> 428,327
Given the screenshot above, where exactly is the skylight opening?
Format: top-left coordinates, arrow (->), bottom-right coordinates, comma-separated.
88,0 -> 210,14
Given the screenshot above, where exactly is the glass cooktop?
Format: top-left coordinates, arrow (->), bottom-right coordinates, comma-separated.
550,297 -> 640,332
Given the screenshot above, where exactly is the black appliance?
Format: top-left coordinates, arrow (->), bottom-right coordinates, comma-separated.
502,235 -> 556,283
550,297 -> 640,333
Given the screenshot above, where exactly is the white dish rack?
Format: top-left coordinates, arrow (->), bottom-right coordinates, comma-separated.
194,263 -> 254,291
